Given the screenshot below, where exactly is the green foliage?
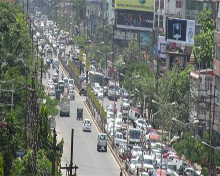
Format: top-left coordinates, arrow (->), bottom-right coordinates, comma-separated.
123,38 -> 142,65
0,2 -> 32,76
72,0 -> 86,25
193,9 -> 215,68
73,35 -> 87,48
0,152 -> 3,176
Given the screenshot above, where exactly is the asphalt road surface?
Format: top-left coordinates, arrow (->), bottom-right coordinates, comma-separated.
42,48 -> 121,176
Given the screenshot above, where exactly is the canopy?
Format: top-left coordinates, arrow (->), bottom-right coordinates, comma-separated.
150,133 -> 160,141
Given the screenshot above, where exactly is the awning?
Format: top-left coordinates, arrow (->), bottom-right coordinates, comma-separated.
150,133 -> 160,141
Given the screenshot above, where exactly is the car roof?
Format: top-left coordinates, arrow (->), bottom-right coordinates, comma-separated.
84,119 -> 91,122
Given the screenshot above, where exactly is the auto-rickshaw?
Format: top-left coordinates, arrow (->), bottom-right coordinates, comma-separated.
77,108 -> 83,120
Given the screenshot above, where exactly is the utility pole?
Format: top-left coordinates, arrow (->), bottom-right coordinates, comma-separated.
111,23 -> 115,78
211,85 -> 216,174
52,128 -> 57,176
25,73 -> 28,150
208,83 -> 212,173
60,129 -> 79,176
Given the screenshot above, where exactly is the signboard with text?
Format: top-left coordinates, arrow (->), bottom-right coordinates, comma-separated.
115,0 -> 154,12
116,10 -> 153,31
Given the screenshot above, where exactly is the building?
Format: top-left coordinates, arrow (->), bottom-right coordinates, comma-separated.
213,0 -> 220,146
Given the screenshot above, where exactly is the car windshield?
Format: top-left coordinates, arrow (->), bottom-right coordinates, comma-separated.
100,135 -> 106,140
123,99 -> 129,103
116,120 -> 122,125
117,134 -> 123,139
133,147 -> 141,152
129,130 -> 141,139
144,158 -> 153,165
130,159 -> 138,165
85,120 -> 90,124
69,80 -> 74,84
99,89 -> 103,93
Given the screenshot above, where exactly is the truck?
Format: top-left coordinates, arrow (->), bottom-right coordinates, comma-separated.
128,128 -> 141,148
60,89 -> 70,116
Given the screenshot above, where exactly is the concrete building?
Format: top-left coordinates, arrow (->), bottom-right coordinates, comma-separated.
213,0 -> 220,146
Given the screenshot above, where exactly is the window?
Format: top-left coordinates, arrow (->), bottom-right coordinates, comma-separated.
176,0 -> 182,8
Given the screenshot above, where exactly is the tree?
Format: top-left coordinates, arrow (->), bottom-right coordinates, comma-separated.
123,38 -> 142,65
193,9 -> 215,69
0,152 -> 3,176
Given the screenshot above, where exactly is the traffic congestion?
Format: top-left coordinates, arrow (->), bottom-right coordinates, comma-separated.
31,8 -> 202,176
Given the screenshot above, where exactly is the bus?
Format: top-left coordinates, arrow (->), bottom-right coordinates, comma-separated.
89,71 -> 104,88
60,91 -> 70,116
128,128 -> 141,147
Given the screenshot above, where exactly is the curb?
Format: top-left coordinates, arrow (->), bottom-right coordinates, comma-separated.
83,101 -> 129,176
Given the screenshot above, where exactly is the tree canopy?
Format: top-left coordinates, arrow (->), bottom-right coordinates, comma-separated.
193,9 -> 215,69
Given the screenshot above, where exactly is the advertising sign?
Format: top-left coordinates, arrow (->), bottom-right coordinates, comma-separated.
158,36 -> 168,58
114,29 -> 138,40
166,17 -> 195,45
140,32 -> 150,46
115,0 -> 154,12
116,10 -> 154,31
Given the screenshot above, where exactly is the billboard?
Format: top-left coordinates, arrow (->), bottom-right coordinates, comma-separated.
158,36 -> 168,59
114,29 -> 138,40
115,0 -> 154,12
140,32 -> 150,46
166,17 -> 195,45
116,10 -> 154,31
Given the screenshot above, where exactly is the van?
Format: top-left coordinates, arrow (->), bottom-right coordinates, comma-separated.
129,107 -> 142,121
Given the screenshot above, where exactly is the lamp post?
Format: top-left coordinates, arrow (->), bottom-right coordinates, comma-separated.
97,50 -> 113,77
152,100 -> 176,176
120,73 -> 140,149
172,117 -> 199,160
135,88 -> 148,119
201,141 -> 218,175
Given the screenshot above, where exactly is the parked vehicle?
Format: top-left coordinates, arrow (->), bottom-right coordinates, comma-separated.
97,133 -> 107,152
83,119 -> 91,132
129,107 -> 142,121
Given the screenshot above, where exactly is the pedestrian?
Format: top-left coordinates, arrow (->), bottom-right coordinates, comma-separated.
120,168 -> 123,176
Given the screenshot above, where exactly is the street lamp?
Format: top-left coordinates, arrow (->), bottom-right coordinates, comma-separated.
172,117 -> 199,159
120,73 -> 140,149
152,100 -> 176,176
97,50 -> 113,77
202,141 -> 218,175
135,88 -> 149,119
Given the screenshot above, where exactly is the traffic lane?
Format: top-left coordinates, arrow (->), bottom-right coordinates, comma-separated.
56,93 -> 120,176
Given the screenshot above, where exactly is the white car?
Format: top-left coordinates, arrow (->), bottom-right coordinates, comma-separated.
93,85 -> 101,96
121,98 -> 130,110
114,132 -> 123,146
47,79 -> 54,86
107,111 -> 114,123
52,42 -> 57,49
129,158 -> 139,174
131,146 -> 142,158
117,112 -> 123,119
134,118 -> 152,130
83,119 -> 91,132
48,85 -> 55,96
97,88 -> 104,99
115,118 -> 122,132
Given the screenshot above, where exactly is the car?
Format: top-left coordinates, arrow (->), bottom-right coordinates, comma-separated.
131,146 -> 142,158
134,118 -> 152,130
69,90 -> 75,100
52,42 -> 57,49
121,98 -> 130,111
142,155 -> 154,172
97,88 -> 104,99
107,111 -> 114,123
83,119 -> 91,132
183,167 -> 200,176
33,35 -> 38,43
59,43 -> 65,51
114,132 -> 123,146
48,85 -> 55,96
68,84 -> 74,91
128,158 -> 139,174
47,79 -> 54,86
105,103 -> 117,114
97,133 -> 107,152
93,84 -> 101,96
117,112 -> 123,119
115,118 -> 122,132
